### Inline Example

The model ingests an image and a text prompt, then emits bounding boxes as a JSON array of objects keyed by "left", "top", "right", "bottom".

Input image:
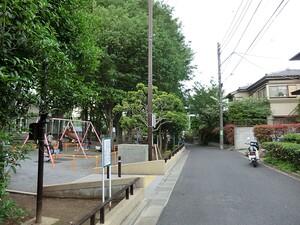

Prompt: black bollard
[
  {"left": 118, "top": 156, "right": 121, "bottom": 177},
  {"left": 107, "top": 166, "right": 110, "bottom": 179}
]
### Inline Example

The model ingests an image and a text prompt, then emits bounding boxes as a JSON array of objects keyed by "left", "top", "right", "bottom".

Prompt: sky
[{"left": 164, "top": 0, "right": 300, "bottom": 94}]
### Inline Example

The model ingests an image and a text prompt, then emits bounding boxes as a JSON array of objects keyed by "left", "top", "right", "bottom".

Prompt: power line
[
  {"left": 231, "top": 0, "right": 263, "bottom": 54},
  {"left": 248, "top": 0, "right": 290, "bottom": 52},
  {"left": 221, "top": 0, "right": 253, "bottom": 52},
  {"left": 220, "top": 0, "right": 245, "bottom": 45},
  {"left": 221, "top": 0, "right": 262, "bottom": 71},
  {"left": 228, "top": 0, "right": 289, "bottom": 76}
]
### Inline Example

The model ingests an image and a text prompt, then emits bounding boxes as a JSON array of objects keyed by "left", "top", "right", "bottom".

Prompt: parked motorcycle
[{"left": 247, "top": 141, "right": 260, "bottom": 167}]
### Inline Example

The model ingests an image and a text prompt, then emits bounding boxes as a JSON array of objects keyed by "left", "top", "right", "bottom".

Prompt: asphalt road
[{"left": 157, "top": 144, "right": 300, "bottom": 225}]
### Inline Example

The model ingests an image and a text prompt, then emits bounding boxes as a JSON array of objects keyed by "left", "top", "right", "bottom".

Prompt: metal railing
[
  {"left": 164, "top": 144, "right": 184, "bottom": 163},
  {"left": 73, "top": 177, "right": 140, "bottom": 225}
]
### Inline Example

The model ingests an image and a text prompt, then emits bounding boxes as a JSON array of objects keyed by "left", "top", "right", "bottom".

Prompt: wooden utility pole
[
  {"left": 217, "top": 43, "right": 224, "bottom": 150},
  {"left": 147, "top": 0, "right": 153, "bottom": 161}
]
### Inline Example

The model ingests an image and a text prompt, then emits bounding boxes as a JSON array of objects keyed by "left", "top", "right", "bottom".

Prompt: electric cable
[
  {"left": 220, "top": 0, "right": 245, "bottom": 46},
  {"left": 228, "top": 0, "right": 288, "bottom": 76},
  {"left": 221, "top": 0, "right": 262, "bottom": 75},
  {"left": 221, "top": 0, "right": 253, "bottom": 52},
  {"left": 248, "top": 0, "right": 289, "bottom": 52}
]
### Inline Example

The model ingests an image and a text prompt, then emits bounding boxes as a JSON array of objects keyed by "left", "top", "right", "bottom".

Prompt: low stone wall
[
  {"left": 43, "top": 177, "right": 145, "bottom": 199},
  {"left": 94, "top": 145, "right": 186, "bottom": 175}
]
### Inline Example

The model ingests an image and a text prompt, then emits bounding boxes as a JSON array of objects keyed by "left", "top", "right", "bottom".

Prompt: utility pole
[
  {"left": 217, "top": 43, "right": 224, "bottom": 150},
  {"left": 147, "top": 0, "right": 153, "bottom": 161}
]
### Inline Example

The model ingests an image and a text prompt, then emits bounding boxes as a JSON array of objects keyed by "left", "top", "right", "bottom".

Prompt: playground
[
  {"left": 22, "top": 118, "right": 119, "bottom": 170},
  {"left": 7, "top": 146, "right": 118, "bottom": 225}
]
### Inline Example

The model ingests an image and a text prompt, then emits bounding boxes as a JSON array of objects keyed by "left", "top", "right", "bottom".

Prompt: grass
[{"left": 264, "top": 157, "right": 300, "bottom": 175}]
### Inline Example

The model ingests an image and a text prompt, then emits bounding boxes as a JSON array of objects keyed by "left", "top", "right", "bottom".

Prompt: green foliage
[
  {"left": 0, "top": 131, "right": 31, "bottom": 224},
  {"left": 261, "top": 142, "right": 300, "bottom": 170},
  {"left": 264, "top": 157, "right": 300, "bottom": 174},
  {"left": 227, "top": 97, "right": 271, "bottom": 126},
  {"left": 0, "top": 194, "right": 27, "bottom": 224},
  {"left": 114, "top": 83, "right": 188, "bottom": 136},
  {"left": 283, "top": 133, "right": 300, "bottom": 144},
  {"left": 253, "top": 125, "right": 274, "bottom": 143},
  {"left": 188, "top": 81, "right": 222, "bottom": 144}
]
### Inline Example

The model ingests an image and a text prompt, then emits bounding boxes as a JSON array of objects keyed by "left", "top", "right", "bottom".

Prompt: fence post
[
  {"left": 130, "top": 184, "right": 134, "bottom": 195},
  {"left": 126, "top": 187, "right": 129, "bottom": 199},
  {"left": 118, "top": 156, "right": 121, "bottom": 177},
  {"left": 107, "top": 166, "right": 110, "bottom": 179},
  {"left": 100, "top": 208, "right": 105, "bottom": 224}
]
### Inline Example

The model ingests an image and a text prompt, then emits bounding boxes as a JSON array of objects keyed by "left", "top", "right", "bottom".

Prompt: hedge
[
  {"left": 283, "top": 133, "right": 300, "bottom": 144},
  {"left": 253, "top": 123, "right": 300, "bottom": 143},
  {"left": 261, "top": 142, "right": 300, "bottom": 170}
]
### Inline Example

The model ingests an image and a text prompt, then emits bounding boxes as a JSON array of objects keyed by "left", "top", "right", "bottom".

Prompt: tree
[
  {"left": 0, "top": 1, "right": 101, "bottom": 222},
  {"left": 188, "top": 81, "right": 221, "bottom": 145},
  {"left": 114, "top": 83, "right": 188, "bottom": 150},
  {"left": 87, "top": 0, "right": 194, "bottom": 142},
  {"left": 227, "top": 97, "right": 271, "bottom": 126}
]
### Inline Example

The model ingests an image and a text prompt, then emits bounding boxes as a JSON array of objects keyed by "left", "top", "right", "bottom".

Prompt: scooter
[{"left": 247, "top": 141, "right": 260, "bottom": 167}]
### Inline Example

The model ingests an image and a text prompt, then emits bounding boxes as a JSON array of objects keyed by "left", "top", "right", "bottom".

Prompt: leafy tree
[
  {"left": 89, "top": 0, "right": 194, "bottom": 141},
  {"left": 227, "top": 97, "right": 271, "bottom": 126},
  {"left": 188, "top": 81, "right": 221, "bottom": 145},
  {"left": 0, "top": 1, "right": 101, "bottom": 222},
  {"left": 114, "top": 83, "right": 188, "bottom": 149}
]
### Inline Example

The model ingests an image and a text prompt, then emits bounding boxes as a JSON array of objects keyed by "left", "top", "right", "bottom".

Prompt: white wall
[{"left": 234, "top": 127, "right": 256, "bottom": 150}]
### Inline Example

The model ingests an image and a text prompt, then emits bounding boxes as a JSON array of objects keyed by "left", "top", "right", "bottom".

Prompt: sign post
[{"left": 102, "top": 138, "right": 111, "bottom": 204}]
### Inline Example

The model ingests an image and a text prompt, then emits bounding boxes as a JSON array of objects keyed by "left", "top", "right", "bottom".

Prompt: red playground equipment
[{"left": 23, "top": 118, "right": 102, "bottom": 158}]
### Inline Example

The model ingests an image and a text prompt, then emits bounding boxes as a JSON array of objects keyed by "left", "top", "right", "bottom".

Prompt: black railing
[
  {"left": 73, "top": 177, "right": 140, "bottom": 225},
  {"left": 164, "top": 144, "right": 184, "bottom": 163}
]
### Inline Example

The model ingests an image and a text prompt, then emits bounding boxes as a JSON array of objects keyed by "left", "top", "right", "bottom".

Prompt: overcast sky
[{"left": 164, "top": 0, "right": 300, "bottom": 94}]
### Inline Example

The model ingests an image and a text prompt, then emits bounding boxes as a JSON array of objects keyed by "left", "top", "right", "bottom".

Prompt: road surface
[{"left": 157, "top": 144, "right": 300, "bottom": 225}]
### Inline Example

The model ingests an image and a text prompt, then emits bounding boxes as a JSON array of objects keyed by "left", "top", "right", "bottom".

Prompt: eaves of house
[
  {"left": 241, "top": 69, "right": 300, "bottom": 93},
  {"left": 290, "top": 52, "right": 300, "bottom": 61}
]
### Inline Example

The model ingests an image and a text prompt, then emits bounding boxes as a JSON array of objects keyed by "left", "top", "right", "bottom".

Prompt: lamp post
[{"left": 147, "top": 0, "right": 153, "bottom": 161}]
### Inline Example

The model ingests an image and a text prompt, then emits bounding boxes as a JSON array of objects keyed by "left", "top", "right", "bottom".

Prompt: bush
[
  {"left": 224, "top": 124, "right": 235, "bottom": 146},
  {"left": 0, "top": 132, "right": 31, "bottom": 224},
  {"left": 261, "top": 142, "right": 300, "bottom": 170},
  {"left": 211, "top": 125, "right": 235, "bottom": 146},
  {"left": 253, "top": 125, "right": 274, "bottom": 143},
  {"left": 283, "top": 133, "right": 300, "bottom": 144}
]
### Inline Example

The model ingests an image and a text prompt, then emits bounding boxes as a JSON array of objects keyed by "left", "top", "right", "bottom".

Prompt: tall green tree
[
  {"left": 91, "top": 0, "right": 194, "bottom": 140},
  {"left": 189, "top": 81, "right": 221, "bottom": 144}
]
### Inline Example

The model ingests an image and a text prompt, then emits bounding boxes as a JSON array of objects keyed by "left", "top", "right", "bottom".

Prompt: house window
[
  {"left": 269, "top": 86, "right": 288, "bottom": 97},
  {"left": 258, "top": 88, "right": 266, "bottom": 98}
]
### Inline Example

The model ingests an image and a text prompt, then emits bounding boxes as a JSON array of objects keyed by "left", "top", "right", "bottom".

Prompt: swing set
[{"left": 23, "top": 118, "right": 102, "bottom": 164}]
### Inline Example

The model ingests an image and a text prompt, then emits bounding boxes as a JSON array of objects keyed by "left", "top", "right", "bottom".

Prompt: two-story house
[{"left": 227, "top": 69, "right": 300, "bottom": 124}]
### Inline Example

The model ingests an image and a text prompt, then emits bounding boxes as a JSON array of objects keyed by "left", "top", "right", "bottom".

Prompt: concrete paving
[
  {"left": 8, "top": 148, "right": 112, "bottom": 192},
  {"left": 8, "top": 145, "right": 189, "bottom": 225},
  {"left": 120, "top": 148, "right": 189, "bottom": 225}
]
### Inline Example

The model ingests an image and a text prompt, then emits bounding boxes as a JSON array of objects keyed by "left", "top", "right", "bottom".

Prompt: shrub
[
  {"left": 261, "top": 142, "right": 300, "bottom": 170},
  {"left": 283, "top": 133, "right": 300, "bottom": 144},
  {"left": 211, "top": 125, "right": 235, "bottom": 146},
  {"left": 253, "top": 125, "right": 274, "bottom": 143},
  {"left": 224, "top": 124, "right": 235, "bottom": 146}
]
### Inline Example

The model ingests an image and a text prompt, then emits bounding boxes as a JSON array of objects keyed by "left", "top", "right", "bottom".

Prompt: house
[{"left": 227, "top": 69, "right": 300, "bottom": 124}]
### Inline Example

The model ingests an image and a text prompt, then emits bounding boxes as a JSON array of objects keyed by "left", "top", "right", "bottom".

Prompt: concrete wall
[
  {"left": 118, "top": 144, "right": 148, "bottom": 164},
  {"left": 94, "top": 146, "right": 186, "bottom": 175},
  {"left": 43, "top": 177, "right": 146, "bottom": 199},
  {"left": 234, "top": 127, "right": 256, "bottom": 150}
]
